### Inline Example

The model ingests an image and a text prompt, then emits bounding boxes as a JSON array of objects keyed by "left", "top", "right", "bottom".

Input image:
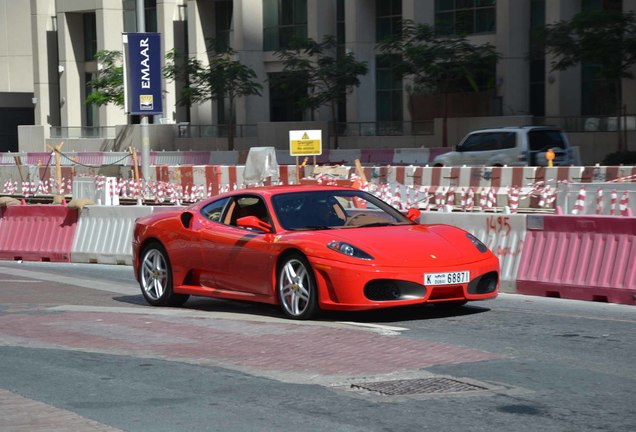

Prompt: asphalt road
[{"left": 0, "top": 261, "right": 634, "bottom": 432}]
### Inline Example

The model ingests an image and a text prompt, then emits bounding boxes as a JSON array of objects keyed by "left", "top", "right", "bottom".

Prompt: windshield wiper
[
  {"left": 290, "top": 225, "right": 333, "bottom": 231},
  {"left": 358, "top": 222, "right": 397, "bottom": 228}
]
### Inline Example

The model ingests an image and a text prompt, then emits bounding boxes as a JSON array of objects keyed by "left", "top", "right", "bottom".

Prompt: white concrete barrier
[
  {"left": 71, "top": 205, "right": 154, "bottom": 265},
  {"left": 420, "top": 212, "right": 527, "bottom": 293},
  {"left": 557, "top": 182, "right": 635, "bottom": 216}
]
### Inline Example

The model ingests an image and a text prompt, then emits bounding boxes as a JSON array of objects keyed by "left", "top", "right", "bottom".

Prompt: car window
[
  {"left": 201, "top": 197, "right": 230, "bottom": 223},
  {"left": 226, "top": 195, "right": 270, "bottom": 228},
  {"left": 459, "top": 134, "right": 483, "bottom": 151},
  {"left": 495, "top": 132, "right": 516, "bottom": 149},
  {"left": 272, "top": 190, "right": 410, "bottom": 230},
  {"left": 528, "top": 130, "right": 566, "bottom": 151},
  {"left": 479, "top": 133, "right": 500, "bottom": 151},
  {"left": 460, "top": 132, "right": 516, "bottom": 152}
]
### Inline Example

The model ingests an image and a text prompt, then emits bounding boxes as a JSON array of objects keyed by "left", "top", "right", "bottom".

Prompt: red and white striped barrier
[{"left": 571, "top": 187, "right": 587, "bottom": 215}]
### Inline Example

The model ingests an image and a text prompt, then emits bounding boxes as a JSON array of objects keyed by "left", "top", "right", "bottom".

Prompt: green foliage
[
  {"left": 543, "top": 9, "right": 636, "bottom": 153},
  {"left": 164, "top": 43, "right": 262, "bottom": 107},
  {"left": 377, "top": 20, "right": 500, "bottom": 95},
  {"left": 602, "top": 151, "right": 636, "bottom": 166},
  {"left": 543, "top": 10, "right": 636, "bottom": 81},
  {"left": 274, "top": 35, "right": 368, "bottom": 148},
  {"left": 86, "top": 50, "right": 124, "bottom": 107},
  {"left": 164, "top": 41, "right": 262, "bottom": 150},
  {"left": 377, "top": 20, "right": 499, "bottom": 146}
]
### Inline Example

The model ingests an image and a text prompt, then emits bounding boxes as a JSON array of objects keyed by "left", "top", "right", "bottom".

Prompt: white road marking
[
  {"left": 0, "top": 265, "right": 137, "bottom": 295},
  {"left": 337, "top": 321, "right": 408, "bottom": 335},
  {"left": 0, "top": 279, "right": 42, "bottom": 283}
]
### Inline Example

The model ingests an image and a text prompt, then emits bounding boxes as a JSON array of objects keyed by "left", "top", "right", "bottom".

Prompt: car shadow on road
[
  {"left": 112, "top": 294, "right": 491, "bottom": 323},
  {"left": 319, "top": 304, "right": 492, "bottom": 324}
]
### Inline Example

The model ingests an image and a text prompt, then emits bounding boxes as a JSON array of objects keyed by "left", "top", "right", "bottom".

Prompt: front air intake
[
  {"left": 467, "top": 271, "right": 498, "bottom": 294},
  {"left": 364, "top": 280, "right": 426, "bottom": 301}
]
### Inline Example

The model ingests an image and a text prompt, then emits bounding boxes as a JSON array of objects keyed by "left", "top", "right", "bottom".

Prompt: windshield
[
  {"left": 271, "top": 190, "right": 412, "bottom": 231},
  {"left": 528, "top": 130, "right": 566, "bottom": 151}
]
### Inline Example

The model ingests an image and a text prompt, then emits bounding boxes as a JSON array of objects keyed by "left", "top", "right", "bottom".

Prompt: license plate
[{"left": 424, "top": 271, "right": 470, "bottom": 286}]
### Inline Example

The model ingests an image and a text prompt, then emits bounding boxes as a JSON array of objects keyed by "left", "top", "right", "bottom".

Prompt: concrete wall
[
  {"left": 0, "top": 0, "right": 33, "bottom": 93},
  {"left": 19, "top": 115, "right": 632, "bottom": 167}
]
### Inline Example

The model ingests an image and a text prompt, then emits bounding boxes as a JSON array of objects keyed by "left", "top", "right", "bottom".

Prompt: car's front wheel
[
  {"left": 277, "top": 254, "right": 319, "bottom": 320},
  {"left": 139, "top": 242, "right": 189, "bottom": 307}
]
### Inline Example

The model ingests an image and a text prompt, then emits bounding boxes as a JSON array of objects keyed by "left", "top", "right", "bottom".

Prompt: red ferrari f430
[{"left": 133, "top": 185, "right": 499, "bottom": 319}]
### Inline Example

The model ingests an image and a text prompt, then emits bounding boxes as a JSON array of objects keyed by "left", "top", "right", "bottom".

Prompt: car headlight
[
  {"left": 466, "top": 233, "right": 488, "bottom": 253},
  {"left": 327, "top": 241, "right": 374, "bottom": 260}
]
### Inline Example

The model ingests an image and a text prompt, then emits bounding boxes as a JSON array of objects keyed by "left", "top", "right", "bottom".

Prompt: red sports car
[{"left": 133, "top": 185, "right": 499, "bottom": 319}]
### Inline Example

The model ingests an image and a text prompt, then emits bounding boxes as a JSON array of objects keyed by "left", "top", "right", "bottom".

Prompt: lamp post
[{"left": 137, "top": 0, "right": 150, "bottom": 180}]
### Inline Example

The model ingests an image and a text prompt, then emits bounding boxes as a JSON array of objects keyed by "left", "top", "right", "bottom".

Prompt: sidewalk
[{"left": 0, "top": 389, "right": 122, "bottom": 432}]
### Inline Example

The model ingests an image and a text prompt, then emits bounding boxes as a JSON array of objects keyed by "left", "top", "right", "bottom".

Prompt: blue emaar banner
[{"left": 123, "top": 33, "right": 163, "bottom": 115}]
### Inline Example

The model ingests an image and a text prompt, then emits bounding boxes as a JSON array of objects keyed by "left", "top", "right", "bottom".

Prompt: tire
[
  {"left": 139, "top": 242, "right": 189, "bottom": 307},
  {"left": 277, "top": 253, "right": 319, "bottom": 320}
]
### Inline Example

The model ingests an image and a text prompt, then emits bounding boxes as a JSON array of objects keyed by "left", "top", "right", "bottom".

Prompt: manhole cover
[{"left": 350, "top": 377, "right": 488, "bottom": 396}]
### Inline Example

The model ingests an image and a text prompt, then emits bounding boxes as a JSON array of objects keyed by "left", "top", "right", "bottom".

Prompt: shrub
[{"left": 602, "top": 151, "right": 636, "bottom": 166}]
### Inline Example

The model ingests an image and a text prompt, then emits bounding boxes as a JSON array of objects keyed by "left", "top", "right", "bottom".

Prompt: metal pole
[{"left": 136, "top": 0, "right": 150, "bottom": 179}]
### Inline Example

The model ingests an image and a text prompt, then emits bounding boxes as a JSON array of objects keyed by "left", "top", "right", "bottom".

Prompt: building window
[
  {"left": 376, "top": 54, "right": 403, "bottom": 124},
  {"left": 529, "top": 0, "right": 545, "bottom": 116},
  {"left": 336, "top": 0, "right": 346, "bottom": 123},
  {"left": 269, "top": 72, "right": 306, "bottom": 121},
  {"left": 582, "top": 64, "right": 617, "bottom": 115},
  {"left": 145, "top": 0, "right": 157, "bottom": 32},
  {"left": 376, "top": 0, "right": 401, "bottom": 42},
  {"left": 122, "top": 0, "right": 157, "bottom": 32},
  {"left": 215, "top": 1, "right": 233, "bottom": 50},
  {"left": 581, "top": 0, "right": 622, "bottom": 11},
  {"left": 83, "top": 13, "right": 97, "bottom": 61},
  {"left": 435, "top": 0, "right": 496, "bottom": 36},
  {"left": 337, "top": 0, "right": 345, "bottom": 46},
  {"left": 123, "top": 0, "right": 136, "bottom": 32},
  {"left": 263, "top": 0, "right": 307, "bottom": 51},
  {"left": 580, "top": 0, "right": 621, "bottom": 115},
  {"left": 85, "top": 73, "right": 99, "bottom": 127}
]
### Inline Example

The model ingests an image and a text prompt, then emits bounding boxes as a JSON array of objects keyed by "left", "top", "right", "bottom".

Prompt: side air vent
[{"left": 180, "top": 212, "right": 194, "bottom": 229}]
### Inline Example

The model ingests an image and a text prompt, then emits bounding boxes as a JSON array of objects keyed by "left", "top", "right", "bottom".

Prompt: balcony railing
[
  {"left": 179, "top": 124, "right": 258, "bottom": 138},
  {"left": 535, "top": 115, "right": 636, "bottom": 132},
  {"left": 333, "top": 121, "right": 435, "bottom": 137},
  {"left": 50, "top": 126, "right": 117, "bottom": 139},
  {"left": 48, "top": 116, "right": 634, "bottom": 141}
]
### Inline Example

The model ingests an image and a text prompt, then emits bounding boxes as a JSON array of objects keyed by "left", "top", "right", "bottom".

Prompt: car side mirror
[
  {"left": 405, "top": 208, "right": 421, "bottom": 222},
  {"left": 237, "top": 216, "right": 273, "bottom": 233}
]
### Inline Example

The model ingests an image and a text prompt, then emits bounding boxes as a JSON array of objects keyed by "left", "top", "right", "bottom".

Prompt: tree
[
  {"left": 164, "top": 42, "right": 263, "bottom": 151},
  {"left": 275, "top": 35, "right": 369, "bottom": 149},
  {"left": 378, "top": 20, "right": 500, "bottom": 147},
  {"left": 86, "top": 50, "right": 124, "bottom": 107},
  {"left": 543, "top": 9, "right": 636, "bottom": 153}
]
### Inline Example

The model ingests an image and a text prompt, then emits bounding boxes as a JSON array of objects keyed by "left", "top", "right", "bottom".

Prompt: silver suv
[{"left": 432, "top": 126, "right": 574, "bottom": 167}]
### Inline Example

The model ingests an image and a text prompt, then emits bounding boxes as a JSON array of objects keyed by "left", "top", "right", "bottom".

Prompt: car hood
[
  {"left": 303, "top": 224, "right": 490, "bottom": 266},
  {"left": 433, "top": 151, "right": 460, "bottom": 163}
]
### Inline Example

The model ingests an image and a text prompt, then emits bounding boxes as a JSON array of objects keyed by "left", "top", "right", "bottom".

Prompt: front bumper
[{"left": 308, "top": 255, "right": 499, "bottom": 311}]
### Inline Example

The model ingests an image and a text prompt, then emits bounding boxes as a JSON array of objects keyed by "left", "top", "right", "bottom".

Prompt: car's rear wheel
[
  {"left": 139, "top": 242, "right": 189, "bottom": 307},
  {"left": 277, "top": 254, "right": 319, "bottom": 320}
]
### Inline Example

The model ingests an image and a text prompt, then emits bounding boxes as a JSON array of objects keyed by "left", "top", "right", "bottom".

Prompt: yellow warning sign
[{"left": 289, "top": 130, "right": 322, "bottom": 156}]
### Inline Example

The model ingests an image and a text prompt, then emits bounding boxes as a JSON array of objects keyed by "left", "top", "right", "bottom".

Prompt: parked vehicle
[{"left": 433, "top": 126, "right": 574, "bottom": 166}]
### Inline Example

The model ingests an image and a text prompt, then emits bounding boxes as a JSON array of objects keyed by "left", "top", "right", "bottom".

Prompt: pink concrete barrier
[
  {"left": 516, "top": 215, "right": 636, "bottom": 305},
  {"left": 0, "top": 205, "right": 78, "bottom": 262}
]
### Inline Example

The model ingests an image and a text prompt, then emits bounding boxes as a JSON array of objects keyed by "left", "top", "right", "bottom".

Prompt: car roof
[
  {"left": 218, "top": 184, "right": 357, "bottom": 198},
  {"left": 468, "top": 126, "right": 563, "bottom": 133}
]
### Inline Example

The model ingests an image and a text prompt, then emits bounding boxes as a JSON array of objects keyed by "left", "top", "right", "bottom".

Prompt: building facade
[{"left": 2, "top": 0, "right": 635, "bottom": 154}]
